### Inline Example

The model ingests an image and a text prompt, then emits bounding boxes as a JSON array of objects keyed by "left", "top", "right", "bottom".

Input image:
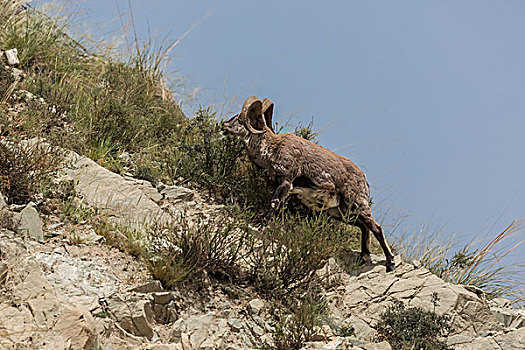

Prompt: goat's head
[{"left": 222, "top": 96, "right": 274, "bottom": 137}]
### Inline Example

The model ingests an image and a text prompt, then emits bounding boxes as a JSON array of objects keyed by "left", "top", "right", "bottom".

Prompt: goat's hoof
[
  {"left": 358, "top": 255, "right": 371, "bottom": 266},
  {"left": 385, "top": 262, "right": 396, "bottom": 272}
]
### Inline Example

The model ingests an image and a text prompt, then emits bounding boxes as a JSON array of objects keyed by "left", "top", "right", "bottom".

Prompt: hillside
[{"left": 1, "top": 3, "right": 524, "bottom": 350}]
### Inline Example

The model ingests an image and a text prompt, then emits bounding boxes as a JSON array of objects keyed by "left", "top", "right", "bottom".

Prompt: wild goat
[{"left": 222, "top": 96, "right": 395, "bottom": 272}]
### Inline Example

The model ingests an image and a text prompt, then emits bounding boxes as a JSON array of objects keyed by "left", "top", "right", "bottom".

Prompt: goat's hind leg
[
  {"left": 356, "top": 220, "right": 372, "bottom": 266},
  {"left": 360, "top": 214, "right": 395, "bottom": 272}
]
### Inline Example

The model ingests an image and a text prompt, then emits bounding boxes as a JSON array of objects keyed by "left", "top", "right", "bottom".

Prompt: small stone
[
  {"left": 118, "top": 151, "right": 131, "bottom": 162},
  {"left": 153, "top": 292, "right": 174, "bottom": 305},
  {"left": 131, "top": 280, "right": 164, "bottom": 293},
  {"left": 228, "top": 318, "right": 243, "bottom": 332},
  {"left": 169, "top": 318, "right": 186, "bottom": 342},
  {"left": 247, "top": 298, "right": 265, "bottom": 316},
  {"left": 491, "top": 307, "right": 517, "bottom": 327},
  {"left": 4, "top": 48, "right": 20, "bottom": 66},
  {"left": 17, "top": 202, "right": 44, "bottom": 242},
  {"left": 322, "top": 324, "right": 334, "bottom": 339},
  {"left": 250, "top": 323, "right": 265, "bottom": 337},
  {"left": 11, "top": 67, "right": 24, "bottom": 81},
  {"left": 311, "top": 326, "right": 327, "bottom": 341},
  {"left": 160, "top": 185, "right": 195, "bottom": 202}
]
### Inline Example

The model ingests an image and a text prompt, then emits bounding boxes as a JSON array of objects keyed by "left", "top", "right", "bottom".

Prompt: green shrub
[
  {"left": 271, "top": 288, "right": 327, "bottom": 350},
  {"left": 246, "top": 211, "right": 359, "bottom": 296},
  {"left": 145, "top": 209, "right": 252, "bottom": 288},
  {"left": 376, "top": 299, "right": 451, "bottom": 350},
  {"left": 0, "top": 139, "right": 63, "bottom": 204},
  {"left": 159, "top": 107, "right": 274, "bottom": 210}
]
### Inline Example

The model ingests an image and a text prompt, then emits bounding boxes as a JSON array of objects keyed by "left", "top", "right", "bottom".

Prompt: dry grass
[{"left": 391, "top": 217, "right": 525, "bottom": 303}]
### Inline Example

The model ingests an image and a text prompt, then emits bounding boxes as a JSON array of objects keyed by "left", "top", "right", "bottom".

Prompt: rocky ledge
[{"left": 0, "top": 141, "right": 524, "bottom": 349}]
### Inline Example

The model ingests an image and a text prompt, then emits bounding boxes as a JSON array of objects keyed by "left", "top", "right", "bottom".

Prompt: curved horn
[
  {"left": 261, "top": 98, "right": 275, "bottom": 133},
  {"left": 240, "top": 96, "right": 266, "bottom": 134}
]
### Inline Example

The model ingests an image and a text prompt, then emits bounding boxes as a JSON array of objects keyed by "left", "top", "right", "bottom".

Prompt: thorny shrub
[
  {"left": 246, "top": 211, "right": 359, "bottom": 297},
  {"left": 376, "top": 297, "right": 451, "bottom": 350},
  {"left": 0, "top": 139, "right": 63, "bottom": 204}
]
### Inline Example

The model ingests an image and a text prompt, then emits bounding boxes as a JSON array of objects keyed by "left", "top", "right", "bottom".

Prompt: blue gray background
[{"left": 55, "top": 1, "right": 524, "bottom": 262}]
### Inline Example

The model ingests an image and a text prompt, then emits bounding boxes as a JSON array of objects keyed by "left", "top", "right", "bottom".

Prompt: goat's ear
[{"left": 261, "top": 98, "right": 274, "bottom": 133}]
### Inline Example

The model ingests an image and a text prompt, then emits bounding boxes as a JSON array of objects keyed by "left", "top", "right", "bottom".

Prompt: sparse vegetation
[
  {"left": 271, "top": 288, "right": 327, "bottom": 350},
  {"left": 0, "top": 139, "right": 63, "bottom": 204},
  {"left": 376, "top": 299, "right": 451, "bottom": 350},
  {"left": 389, "top": 217, "right": 525, "bottom": 302},
  {"left": 247, "top": 211, "right": 359, "bottom": 296}
]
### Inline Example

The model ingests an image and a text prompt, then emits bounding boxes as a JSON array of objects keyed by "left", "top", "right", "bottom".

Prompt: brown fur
[{"left": 223, "top": 96, "right": 395, "bottom": 272}]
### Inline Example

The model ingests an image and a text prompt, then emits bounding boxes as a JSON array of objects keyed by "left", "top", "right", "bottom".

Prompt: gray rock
[
  {"left": 160, "top": 185, "right": 195, "bottom": 202},
  {"left": 4, "top": 48, "right": 20, "bottom": 66},
  {"left": 106, "top": 294, "right": 155, "bottom": 340},
  {"left": 349, "top": 315, "right": 376, "bottom": 340},
  {"left": 249, "top": 323, "right": 265, "bottom": 337},
  {"left": 489, "top": 297, "right": 513, "bottom": 309},
  {"left": 63, "top": 151, "right": 170, "bottom": 229},
  {"left": 53, "top": 306, "right": 98, "bottom": 350},
  {"left": 495, "top": 327, "right": 525, "bottom": 349},
  {"left": 153, "top": 292, "right": 174, "bottom": 305},
  {"left": 17, "top": 202, "right": 43, "bottom": 242},
  {"left": 131, "top": 280, "right": 164, "bottom": 293},
  {"left": 491, "top": 307, "right": 518, "bottom": 327},
  {"left": 228, "top": 318, "right": 244, "bottom": 332},
  {"left": 247, "top": 298, "right": 265, "bottom": 316}
]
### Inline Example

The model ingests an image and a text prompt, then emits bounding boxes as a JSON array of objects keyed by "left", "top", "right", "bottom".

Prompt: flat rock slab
[{"left": 63, "top": 152, "right": 170, "bottom": 230}]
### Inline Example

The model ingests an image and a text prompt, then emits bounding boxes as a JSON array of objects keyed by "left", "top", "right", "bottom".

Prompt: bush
[
  {"left": 272, "top": 288, "right": 326, "bottom": 350},
  {"left": 0, "top": 139, "right": 63, "bottom": 204},
  {"left": 246, "top": 211, "right": 359, "bottom": 296},
  {"left": 376, "top": 298, "right": 451, "bottom": 350},
  {"left": 145, "top": 209, "right": 252, "bottom": 288},
  {"left": 159, "top": 108, "right": 274, "bottom": 209}
]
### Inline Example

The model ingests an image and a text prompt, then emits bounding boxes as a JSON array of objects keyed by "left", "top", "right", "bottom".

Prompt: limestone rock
[
  {"left": 4, "top": 48, "right": 20, "bottom": 66},
  {"left": 132, "top": 280, "right": 164, "bottom": 293},
  {"left": 53, "top": 307, "right": 98, "bottom": 350},
  {"left": 247, "top": 298, "right": 265, "bottom": 316},
  {"left": 63, "top": 151, "right": 169, "bottom": 229},
  {"left": 106, "top": 294, "right": 155, "bottom": 340},
  {"left": 17, "top": 202, "right": 44, "bottom": 242},
  {"left": 160, "top": 185, "right": 195, "bottom": 202}
]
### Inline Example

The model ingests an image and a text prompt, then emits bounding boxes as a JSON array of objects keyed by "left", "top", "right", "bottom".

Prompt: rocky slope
[
  {"left": 0, "top": 141, "right": 524, "bottom": 350},
  {"left": 1, "top": 48, "right": 524, "bottom": 350}
]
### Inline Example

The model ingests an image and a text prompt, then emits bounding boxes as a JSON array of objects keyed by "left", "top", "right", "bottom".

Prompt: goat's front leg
[{"left": 265, "top": 178, "right": 293, "bottom": 220}]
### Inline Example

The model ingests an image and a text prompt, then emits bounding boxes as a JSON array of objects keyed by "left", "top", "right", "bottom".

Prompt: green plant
[
  {"left": 246, "top": 211, "right": 359, "bottom": 296},
  {"left": 389, "top": 217, "right": 525, "bottom": 302},
  {"left": 0, "top": 139, "right": 63, "bottom": 204},
  {"left": 145, "top": 209, "right": 251, "bottom": 288},
  {"left": 271, "top": 287, "right": 327, "bottom": 350},
  {"left": 294, "top": 118, "right": 318, "bottom": 142},
  {"left": 376, "top": 300, "right": 451, "bottom": 350}
]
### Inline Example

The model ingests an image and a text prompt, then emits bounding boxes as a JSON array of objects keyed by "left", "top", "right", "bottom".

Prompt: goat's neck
[{"left": 244, "top": 133, "right": 273, "bottom": 169}]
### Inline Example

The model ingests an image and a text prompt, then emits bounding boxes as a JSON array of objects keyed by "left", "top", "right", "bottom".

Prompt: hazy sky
[{"left": 59, "top": 1, "right": 524, "bottom": 260}]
